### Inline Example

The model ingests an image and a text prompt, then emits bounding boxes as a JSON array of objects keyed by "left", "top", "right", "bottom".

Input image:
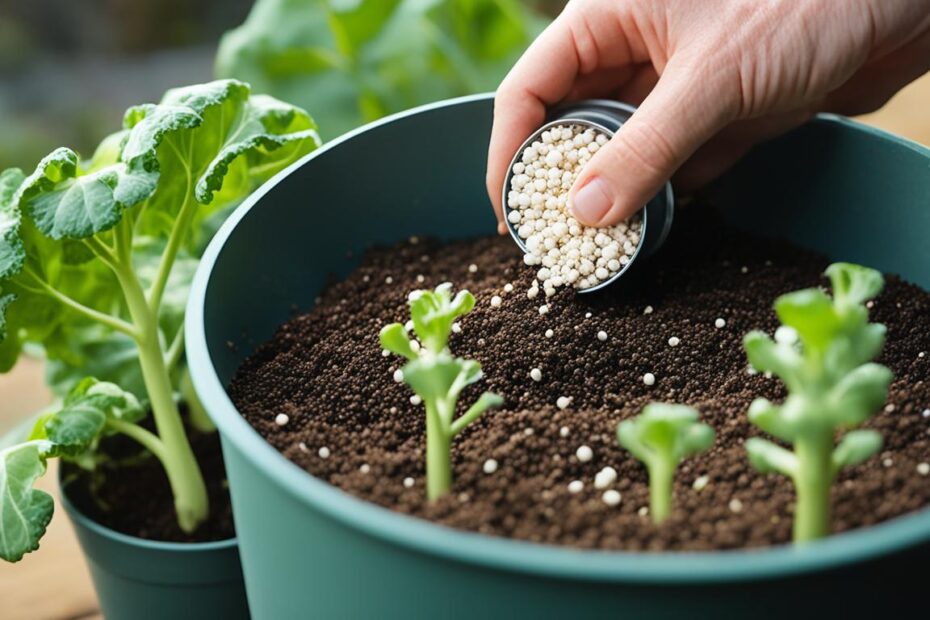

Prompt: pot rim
[
  {"left": 59, "top": 467, "right": 238, "bottom": 554},
  {"left": 186, "top": 92, "right": 930, "bottom": 585}
]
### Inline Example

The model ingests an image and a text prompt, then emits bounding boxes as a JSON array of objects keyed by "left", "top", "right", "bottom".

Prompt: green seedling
[
  {"left": 0, "top": 79, "right": 319, "bottom": 561},
  {"left": 380, "top": 284, "right": 503, "bottom": 500},
  {"left": 744, "top": 262, "right": 891, "bottom": 542},
  {"left": 617, "top": 403, "right": 715, "bottom": 523}
]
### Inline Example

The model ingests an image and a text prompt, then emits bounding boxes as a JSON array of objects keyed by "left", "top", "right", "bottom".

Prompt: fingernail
[{"left": 571, "top": 177, "right": 612, "bottom": 224}]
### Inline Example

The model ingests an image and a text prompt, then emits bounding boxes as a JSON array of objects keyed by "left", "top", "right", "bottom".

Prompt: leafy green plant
[
  {"left": 0, "top": 79, "right": 319, "bottom": 561},
  {"left": 743, "top": 262, "right": 891, "bottom": 542},
  {"left": 215, "top": 0, "right": 549, "bottom": 139},
  {"left": 0, "top": 379, "right": 141, "bottom": 561},
  {"left": 380, "top": 283, "right": 502, "bottom": 500},
  {"left": 617, "top": 403, "right": 715, "bottom": 523}
]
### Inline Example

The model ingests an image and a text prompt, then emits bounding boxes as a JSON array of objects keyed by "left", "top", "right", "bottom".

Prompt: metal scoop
[{"left": 501, "top": 99, "right": 674, "bottom": 293}]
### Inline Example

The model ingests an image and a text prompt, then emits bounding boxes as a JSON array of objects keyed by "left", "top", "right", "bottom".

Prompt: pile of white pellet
[{"left": 506, "top": 124, "right": 643, "bottom": 295}]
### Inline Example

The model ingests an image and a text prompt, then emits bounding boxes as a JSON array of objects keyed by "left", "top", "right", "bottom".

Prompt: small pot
[
  {"left": 187, "top": 94, "right": 930, "bottom": 617},
  {"left": 501, "top": 100, "right": 675, "bottom": 293},
  {"left": 60, "top": 473, "right": 249, "bottom": 620}
]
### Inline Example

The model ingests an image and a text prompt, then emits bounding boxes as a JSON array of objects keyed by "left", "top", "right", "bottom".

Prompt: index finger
[{"left": 485, "top": 17, "right": 582, "bottom": 232}]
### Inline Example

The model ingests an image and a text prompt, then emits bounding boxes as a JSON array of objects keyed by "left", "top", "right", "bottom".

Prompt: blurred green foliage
[{"left": 216, "top": 0, "right": 551, "bottom": 139}]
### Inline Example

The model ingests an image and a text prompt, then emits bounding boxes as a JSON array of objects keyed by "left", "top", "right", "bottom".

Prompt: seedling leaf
[
  {"left": 743, "top": 262, "right": 890, "bottom": 542},
  {"left": 746, "top": 437, "right": 798, "bottom": 477},
  {"left": 826, "top": 263, "right": 883, "bottom": 308},
  {"left": 617, "top": 403, "right": 715, "bottom": 523},
  {"left": 381, "top": 284, "right": 500, "bottom": 500},
  {"left": 832, "top": 430, "right": 882, "bottom": 472},
  {"left": 828, "top": 363, "right": 892, "bottom": 427},
  {"left": 379, "top": 323, "right": 417, "bottom": 360}
]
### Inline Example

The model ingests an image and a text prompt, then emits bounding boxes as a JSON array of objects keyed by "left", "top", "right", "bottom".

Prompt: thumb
[{"left": 569, "top": 60, "right": 736, "bottom": 226}]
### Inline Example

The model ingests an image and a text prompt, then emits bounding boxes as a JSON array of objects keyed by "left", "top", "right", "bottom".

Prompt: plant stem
[
  {"left": 180, "top": 367, "right": 216, "bottom": 433},
  {"left": 147, "top": 193, "right": 197, "bottom": 313},
  {"left": 106, "top": 419, "right": 167, "bottom": 463},
  {"left": 165, "top": 328, "right": 185, "bottom": 372},
  {"left": 648, "top": 459, "right": 674, "bottom": 523},
  {"left": 111, "top": 221, "right": 208, "bottom": 532},
  {"left": 425, "top": 401, "right": 452, "bottom": 501},
  {"left": 21, "top": 268, "right": 137, "bottom": 338},
  {"left": 793, "top": 433, "right": 834, "bottom": 542}
]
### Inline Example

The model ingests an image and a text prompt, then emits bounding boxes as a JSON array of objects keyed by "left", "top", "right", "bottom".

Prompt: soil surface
[
  {"left": 229, "top": 207, "right": 930, "bottom": 551},
  {"left": 64, "top": 415, "right": 235, "bottom": 542}
]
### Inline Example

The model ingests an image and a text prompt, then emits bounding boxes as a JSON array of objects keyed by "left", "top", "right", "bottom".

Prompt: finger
[
  {"left": 486, "top": 18, "right": 582, "bottom": 229},
  {"left": 568, "top": 58, "right": 739, "bottom": 227},
  {"left": 486, "top": 3, "right": 641, "bottom": 229}
]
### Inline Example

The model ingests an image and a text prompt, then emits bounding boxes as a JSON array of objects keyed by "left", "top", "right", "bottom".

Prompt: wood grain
[{"left": 0, "top": 71, "right": 926, "bottom": 620}]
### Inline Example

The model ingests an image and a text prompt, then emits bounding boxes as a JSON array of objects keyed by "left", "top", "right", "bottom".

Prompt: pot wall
[
  {"left": 61, "top": 478, "right": 249, "bottom": 620},
  {"left": 187, "top": 94, "right": 930, "bottom": 618}
]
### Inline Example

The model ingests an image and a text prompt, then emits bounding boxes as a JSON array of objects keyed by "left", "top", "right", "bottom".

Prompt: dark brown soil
[
  {"left": 229, "top": 207, "right": 930, "bottom": 551},
  {"left": 63, "top": 415, "right": 235, "bottom": 542}
]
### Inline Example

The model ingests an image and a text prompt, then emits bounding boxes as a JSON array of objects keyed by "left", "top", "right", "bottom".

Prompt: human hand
[{"left": 486, "top": 0, "right": 930, "bottom": 231}]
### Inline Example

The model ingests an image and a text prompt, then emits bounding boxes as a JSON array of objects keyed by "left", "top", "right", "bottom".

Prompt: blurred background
[{"left": 0, "top": 1, "right": 927, "bottom": 618}]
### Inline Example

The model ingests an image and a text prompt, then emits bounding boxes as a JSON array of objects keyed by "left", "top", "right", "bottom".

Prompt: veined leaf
[
  {"left": 15, "top": 148, "right": 156, "bottom": 240},
  {"left": 0, "top": 168, "right": 26, "bottom": 280},
  {"left": 0, "top": 441, "right": 55, "bottom": 562},
  {"left": 124, "top": 79, "right": 319, "bottom": 248}
]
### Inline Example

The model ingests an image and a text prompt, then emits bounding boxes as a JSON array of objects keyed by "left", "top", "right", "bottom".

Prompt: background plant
[
  {"left": 617, "top": 403, "right": 715, "bottom": 523},
  {"left": 744, "top": 262, "right": 891, "bottom": 542},
  {"left": 215, "top": 0, "right": 549, "bottom": 139},
  {"left": 0, "top": 79, "right": 319, "bottom": 561},
  {"left": 380, "top": 284, "right": 502, "bottom": 500}
]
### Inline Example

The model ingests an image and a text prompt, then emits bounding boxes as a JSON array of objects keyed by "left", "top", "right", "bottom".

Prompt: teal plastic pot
[
  {"left": 60, "top": 475, "right": 248, "bottom": 620},
  {"left": 186, "top": 94, "right": 930, "bottom": 618}
]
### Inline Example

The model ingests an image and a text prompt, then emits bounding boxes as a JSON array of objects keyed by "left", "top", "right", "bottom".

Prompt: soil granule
[
  {"left": 64, "top": 416, "right": 235, "bottom": 543},
  {"left": 228, "top": 207, "right": 930, "bottom": 551}
]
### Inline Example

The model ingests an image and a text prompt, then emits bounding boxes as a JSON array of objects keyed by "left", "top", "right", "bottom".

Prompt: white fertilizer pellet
[
  {"left": 594, "top": 466, "right": 618, "bottom": 489},
  {"left": 507, "top": 124, "right": 643, "bottom": 292},
  {"left": 274, "top": 413, "right": 289, "bottom": 426},
  {"left": 556, "top": 396, "right": 572, "bottom": 409},
  {"left": 643, "top": 372, "right": 656, "bottom": 386},
  {"left": 530, "top": 368, "right": 543, "bottom": 382},
  {"left": 568, "top": 480, "right": 584, "bottom": 494},
  {"left": 483, "top": 459, "right": 499, "bottom": 474},
  {"left": 575, "top": 445, "right": 593, "bottom": 462},
  {"left": 403, "top": 477, "right": 415, "bottom": 488},
  {"left": 602, "top": 490, "right": 622, "bottom": 507},
  {"left": 318, "top": 446, "right": 331, "bottom": 459}
]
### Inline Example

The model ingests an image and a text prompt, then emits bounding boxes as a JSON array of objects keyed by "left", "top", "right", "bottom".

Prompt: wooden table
[{"left": 1, "top": 74, "right": 928, "bottom": 619}]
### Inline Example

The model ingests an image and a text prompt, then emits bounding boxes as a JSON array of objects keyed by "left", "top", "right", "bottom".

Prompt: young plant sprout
[
  {"left": 743, "top": 262, "right": 891, "bottom": 542},
  {"left": 0, "top": 79, "right": 319, "bottom": 561},
  {"left": 617, "top": 403, "right": 715, "bottom": 523},
  {"left": 380, "top": 283, "right": 503, "bottom": 501}
]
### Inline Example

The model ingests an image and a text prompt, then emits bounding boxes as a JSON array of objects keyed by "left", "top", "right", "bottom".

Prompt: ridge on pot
[{"left": 187, "top": 94, "right": 930, "bottom": 618}]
